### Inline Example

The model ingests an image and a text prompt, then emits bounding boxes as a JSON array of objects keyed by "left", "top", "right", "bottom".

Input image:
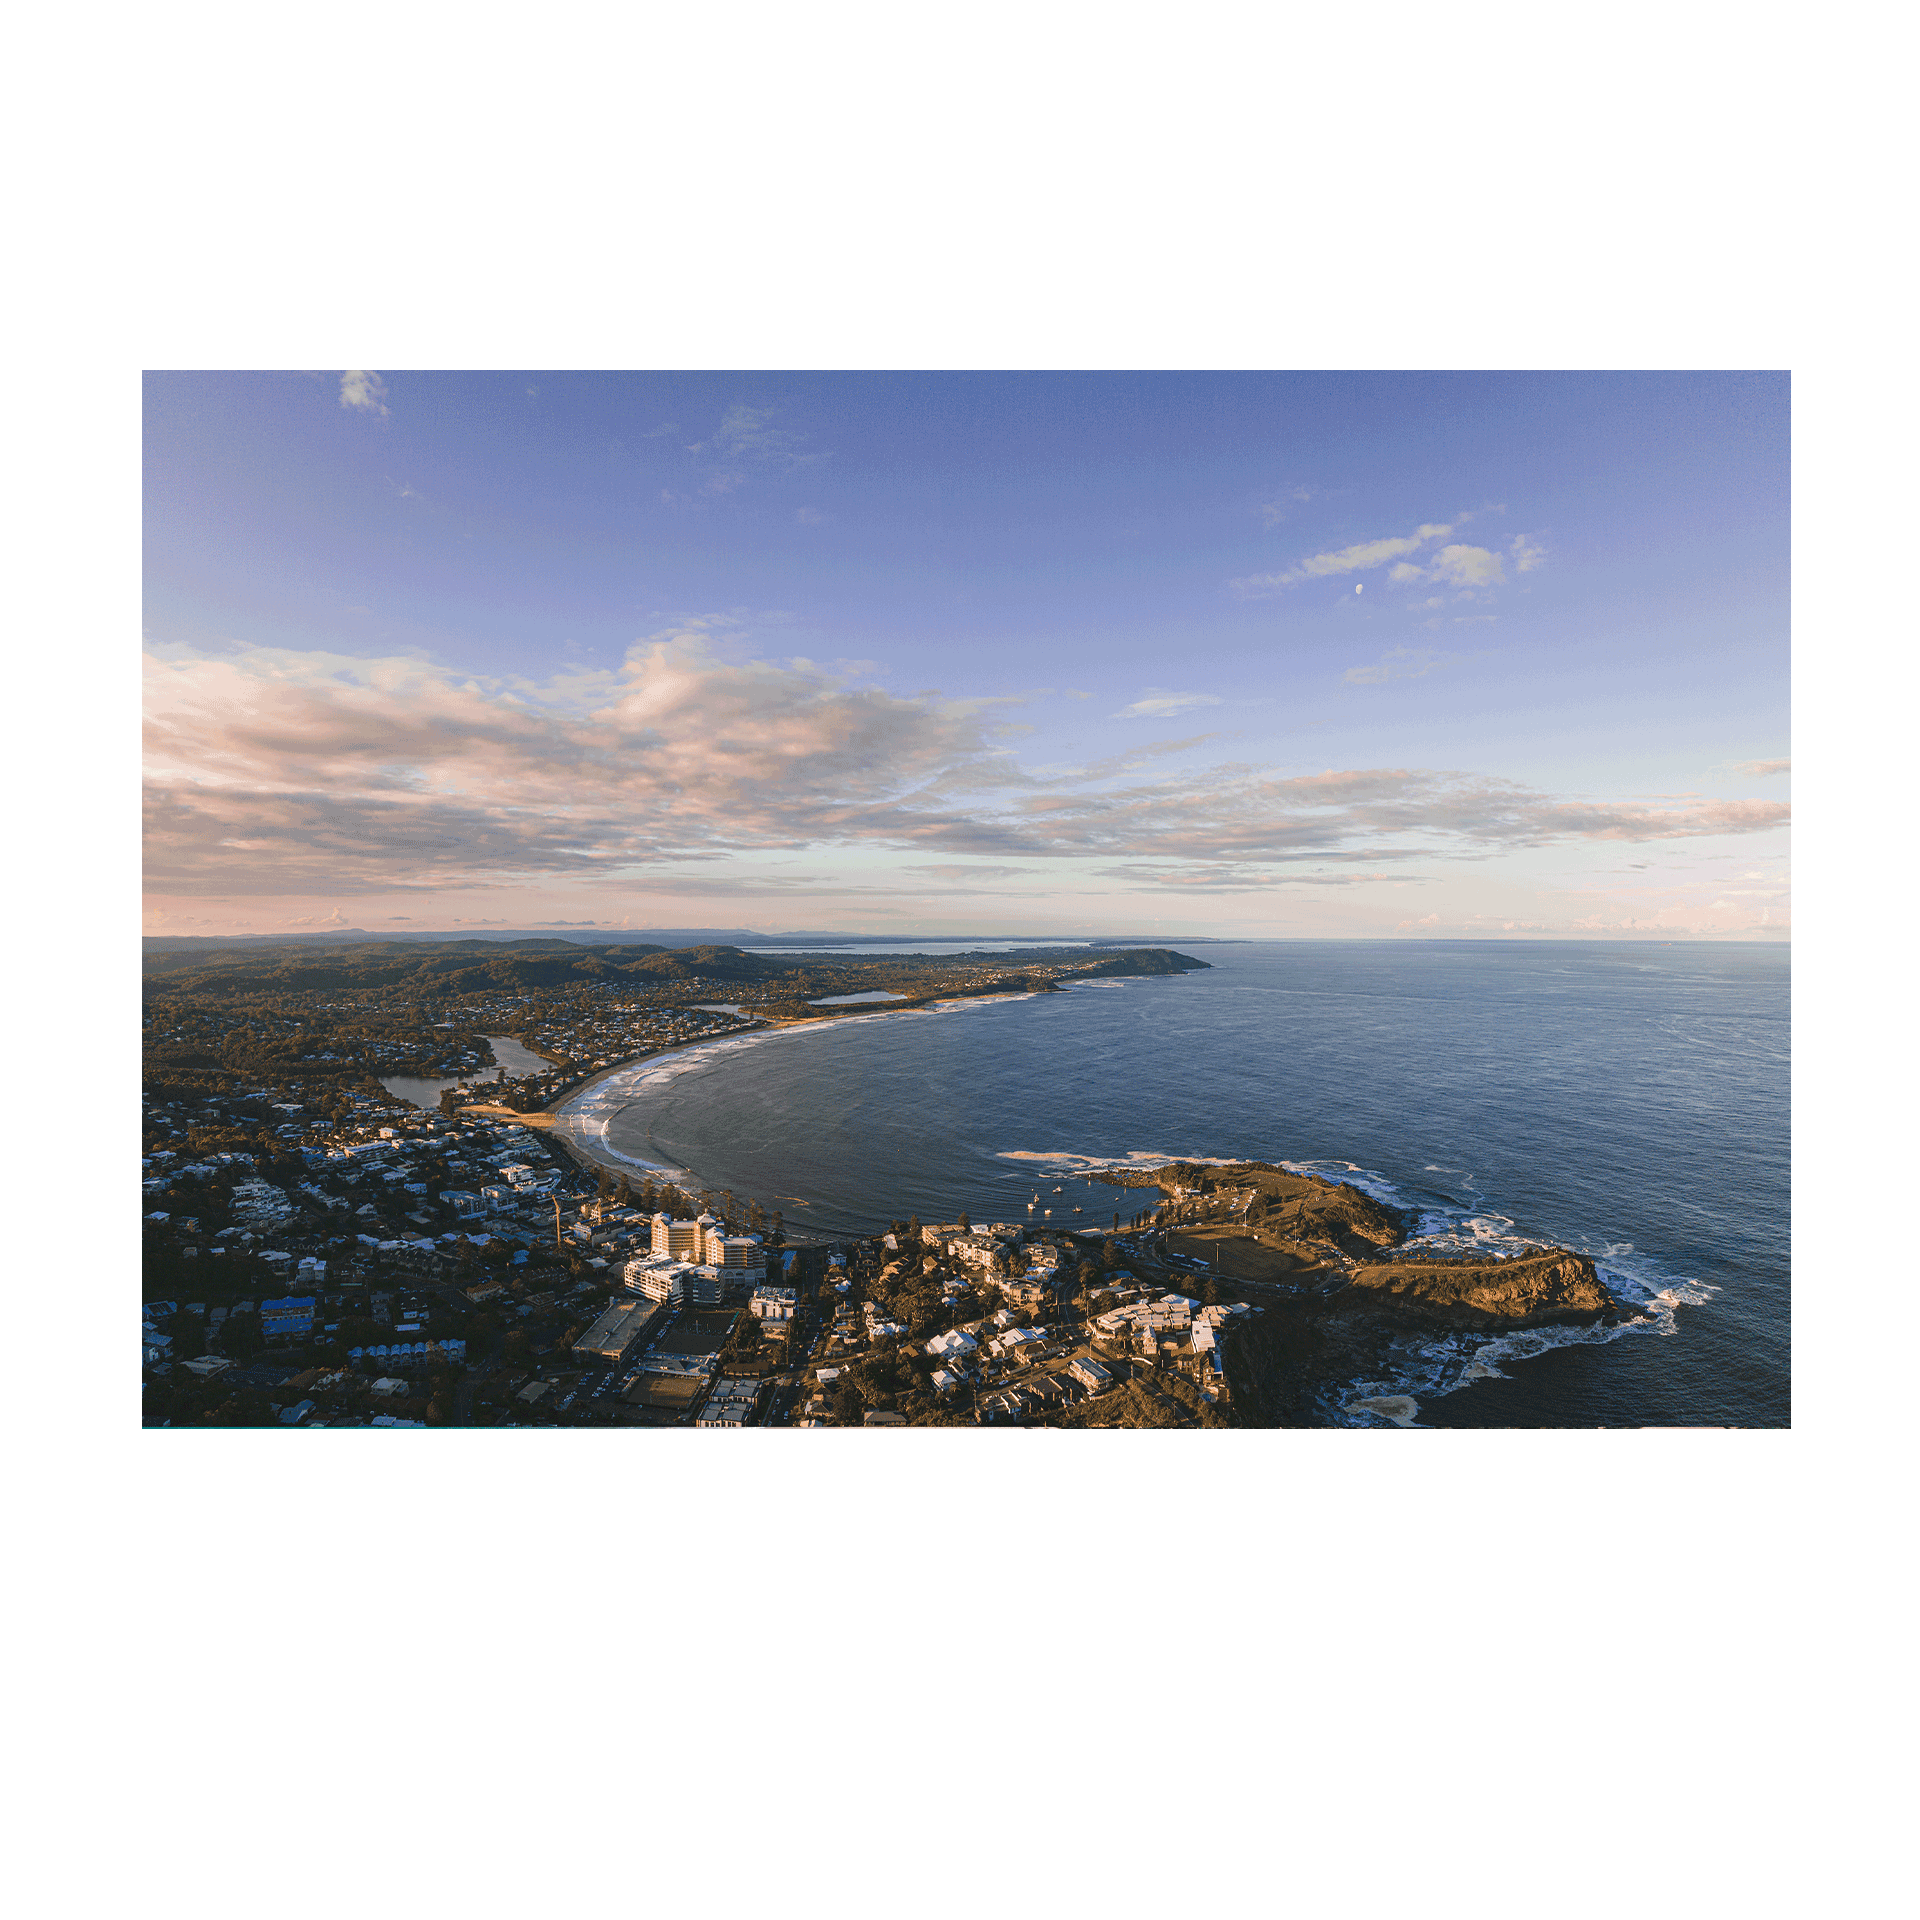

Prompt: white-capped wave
[
  {"left": 1280, "top": 1159, "right": 1412, "bottom": 1210},
  {"left": 1344, "top": 1395, "right": 1421, "bottom": 1427}
]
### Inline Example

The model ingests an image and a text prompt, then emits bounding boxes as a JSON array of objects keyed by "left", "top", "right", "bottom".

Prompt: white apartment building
[
  {"left": 749, "top": 1284, "right": 797, "bottom": 1322},
  {"left": 625, "top": 1254, "right": 698, "bottom": 1303}
]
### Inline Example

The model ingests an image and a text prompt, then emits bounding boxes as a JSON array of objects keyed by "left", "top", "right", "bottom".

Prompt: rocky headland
[{"left": 1092, "top": 1157, "right": 1623, "bottom": 1424}]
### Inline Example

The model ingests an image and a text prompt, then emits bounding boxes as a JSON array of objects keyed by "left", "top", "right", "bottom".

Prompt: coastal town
[
  {"left": 142, "top": 935, "right": 1622, "bottom": 1429},
  {"left": 142, "top": 937, "right": 1279, "bottom": 1428}
]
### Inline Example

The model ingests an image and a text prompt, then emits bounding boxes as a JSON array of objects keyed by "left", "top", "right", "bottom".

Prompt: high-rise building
[{"left": 650, "top": 1213, "right": 705, "bottom": 1259}]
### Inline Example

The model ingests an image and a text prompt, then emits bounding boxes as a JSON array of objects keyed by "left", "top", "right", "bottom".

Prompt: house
[
  {"left": 989, "top": 1326, "right": 1049, "bottom": 1358},
  {"left": 861, "top": 1410, "right": 907, "bottom": 1426},
  {"left": 931, "top": 1368, "right": 964, "bottom": 1394},
  {"left": 926, "top": 1327, "right": 978, "bottom": 1360},
  {"left": 1067, "top": 1356, "right": 1113, "bottom": 1394}
]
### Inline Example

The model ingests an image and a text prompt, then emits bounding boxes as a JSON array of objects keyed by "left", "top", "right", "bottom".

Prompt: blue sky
[{"left": 143, "top": 370, "right": 1789, "bottom": 938}]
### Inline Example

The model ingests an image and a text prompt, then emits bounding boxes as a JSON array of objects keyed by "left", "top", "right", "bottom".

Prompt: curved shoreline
[
  {"left": 510, "top": 979, "right": 1706, "bottom": 1421},
  {"left": 538, "top": 990, "right": 1054, "bottom": 1193}
]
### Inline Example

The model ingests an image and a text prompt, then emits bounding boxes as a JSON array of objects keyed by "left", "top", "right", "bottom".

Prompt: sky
[{"left": 142, "top": 371, "right": 1789, "bottom": 941}]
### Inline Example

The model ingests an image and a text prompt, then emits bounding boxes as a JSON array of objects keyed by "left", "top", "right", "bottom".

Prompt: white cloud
[
  {"left": 1734, "top": 758, "right": 1790, "bottom": 777},
  {"left": 339, "top": 370, "right": 389, "bottom": 415},
  {"left": 1232, "top": 521, "right": 1456, "bottom": 594},
  {"left": 1109, "top": 689, "right": 1226, "bottom": 720},
  {"left": 1428, "top": 544, "right": 1504, "bottom": 589},
  {"left": 1510, "top": 533, "right": 1547, "bottom": 572}
]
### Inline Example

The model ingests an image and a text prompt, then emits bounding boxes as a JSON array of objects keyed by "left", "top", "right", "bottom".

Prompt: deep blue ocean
[{"left": 558, "top": 941, "right": 1789, "bottom": 1427}]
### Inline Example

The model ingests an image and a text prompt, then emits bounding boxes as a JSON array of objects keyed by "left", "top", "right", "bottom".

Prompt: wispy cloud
[
  {"left": 678, "top": 403, "right": 828, "bottom": 499},
  {"left": 142, "top": 638, "right": 1791, "bottom": 902},
  {"left": 1109, "top": 689, "right": 1225, "bottom": 720},
  {"left": 339, "top": 371, "right": 389, "bottom": 415},
  {"left": 1734, "top": 757, "right": 1790, "bottom": 777},
  {"left": 1231, "top": 521, "right": 1456, "bottom": 594},
  {"left": 1258, "top": 485, "right": 1318, "bottom": 526},
  {"left": 1233, "top": 513, "right": 1538, "bottom": 601}
]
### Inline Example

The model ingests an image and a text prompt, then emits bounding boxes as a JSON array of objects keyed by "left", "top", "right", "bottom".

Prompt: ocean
[{"left": 556, "top": 941, "right": 1789, "bottom": 1428}]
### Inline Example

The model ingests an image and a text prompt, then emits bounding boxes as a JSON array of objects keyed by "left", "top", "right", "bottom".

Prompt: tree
[
  {"left": 957, "top": 1211, "right": 971, "bottom": 1233},
  {"left": 222, "top": 1311, "right": 263, "bottom": 1359}
]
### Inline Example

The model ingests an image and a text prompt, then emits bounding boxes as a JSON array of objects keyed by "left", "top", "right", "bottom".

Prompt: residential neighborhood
[{"left": 141, "top": 942, "right": 1255, "bottom": 1429}]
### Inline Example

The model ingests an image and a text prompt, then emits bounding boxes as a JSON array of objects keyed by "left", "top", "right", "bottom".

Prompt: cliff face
[{"left": 1330, "top": 1250, "right": 1614, "bottom": 1331}]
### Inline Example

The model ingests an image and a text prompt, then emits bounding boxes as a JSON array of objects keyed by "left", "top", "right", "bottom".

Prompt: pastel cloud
[
  {"left": 143, "top": 638, "right": 1791, "bottom": 900},
  {"left": 1734, "top": 758, "right": 1790, "bottom": 777}
]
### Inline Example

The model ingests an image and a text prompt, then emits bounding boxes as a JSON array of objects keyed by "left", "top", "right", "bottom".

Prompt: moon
[{"left": 1355, "top": 583, "right": 1364, "bottom": 594}]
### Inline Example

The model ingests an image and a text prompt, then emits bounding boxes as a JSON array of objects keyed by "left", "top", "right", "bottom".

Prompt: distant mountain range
[{"left": 141, "top": 928, "right": 1221, "bottom": 951}]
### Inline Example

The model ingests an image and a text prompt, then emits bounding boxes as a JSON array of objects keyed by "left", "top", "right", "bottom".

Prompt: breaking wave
[{"left": 1314, "top": 1163, "right": 1717, "bottom": 1426}]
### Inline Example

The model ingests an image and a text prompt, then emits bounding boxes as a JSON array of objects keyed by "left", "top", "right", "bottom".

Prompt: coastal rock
[{"left": 1329, "top": 1249, "right": 1615, "bottom": 1331}]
